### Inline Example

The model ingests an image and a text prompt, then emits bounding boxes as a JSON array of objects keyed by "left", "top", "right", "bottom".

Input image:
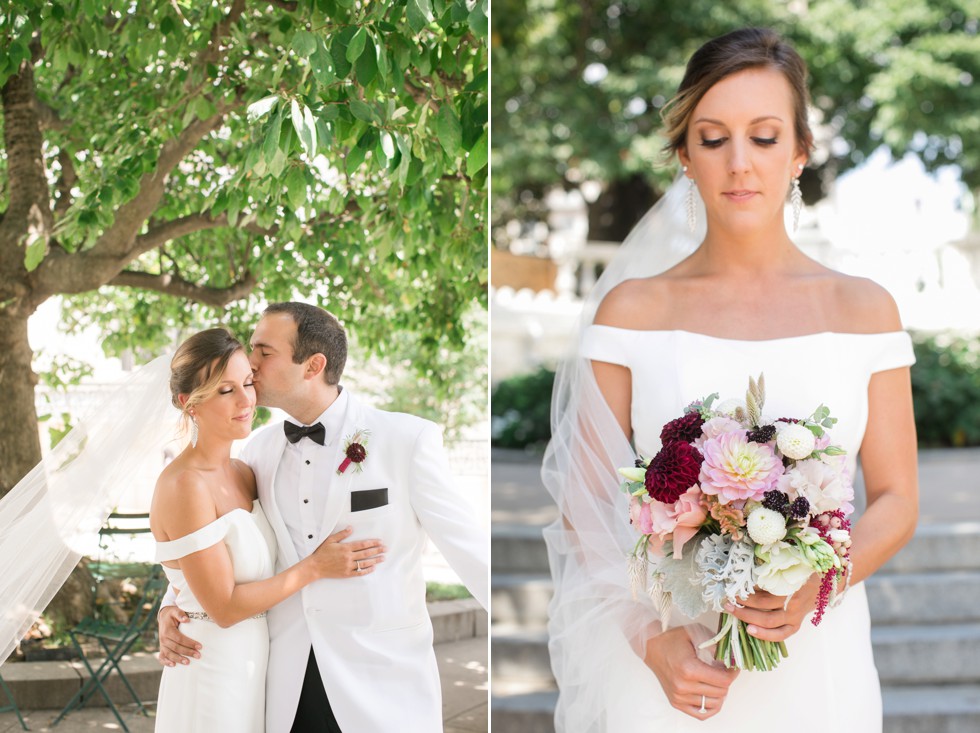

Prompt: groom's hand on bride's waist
[{"left": 157, "top": 606, "right": 201, "bottom": 667}]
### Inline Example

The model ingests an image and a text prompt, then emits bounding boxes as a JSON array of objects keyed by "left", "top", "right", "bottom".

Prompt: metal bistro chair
[
  {"left": 52, "top": 563, "right": 167, "bottom": 732},
  {"left": 0, "top": 670, "right": 29, "bottom": 730}
]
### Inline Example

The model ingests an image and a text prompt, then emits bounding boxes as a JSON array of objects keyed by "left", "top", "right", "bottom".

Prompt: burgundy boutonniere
[{"left": 337, "top": 428, "right": 370, "bottom": 475}]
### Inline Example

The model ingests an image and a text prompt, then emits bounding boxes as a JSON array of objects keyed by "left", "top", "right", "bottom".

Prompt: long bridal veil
[
  {"left": 0, "top": 355, "right": 180, "bottom": 665},
  {"left": 540, "top": 174, "right": 707, "bottom": 731}
]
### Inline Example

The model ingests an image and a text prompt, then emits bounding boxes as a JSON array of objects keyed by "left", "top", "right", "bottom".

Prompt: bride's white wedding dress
[
  {"left": 560, "top": 326, "right": 914, "bottom": 731},
  {"left": 153, "top": 500, "right": 277, "bottom": 732}
]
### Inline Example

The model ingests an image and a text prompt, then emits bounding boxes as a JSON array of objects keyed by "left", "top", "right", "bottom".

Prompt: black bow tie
[{"left": 284, "top": 421, "right": 326, "bottom": 445}]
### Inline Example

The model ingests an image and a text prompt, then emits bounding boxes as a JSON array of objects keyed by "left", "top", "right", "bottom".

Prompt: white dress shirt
[{"left": 275, "top": 388, "right": 349, "bottom": 559}]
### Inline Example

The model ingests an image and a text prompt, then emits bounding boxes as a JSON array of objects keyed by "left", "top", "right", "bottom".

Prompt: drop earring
[
  {"left": 190, "top": 415, "right": 199, "bottom": 447},
  {"left": 683, "top": 166, "right": 697, "bottom": 233},
  {"left": 791, "top": 166, "right": 804, "bottom": 232}
]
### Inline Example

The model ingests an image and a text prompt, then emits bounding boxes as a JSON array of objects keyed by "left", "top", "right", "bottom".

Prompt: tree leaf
[
  {"left": 466, "top": 128, "right": 487, "bottom": 174},
  {"left": 435, "top": 104, "right": 462, "bottom": 157},
  {"left": 310, "top": 39, "right": 336, "bottom": 86},
  {"left": 24, "top": 239, "right": 46, "bottom": 272},
  {"left": 407, "top": 0, "right": 433, "bottom": 34},
  {"left": 355, "top": 41, "right": 378, "bottom": 86},
  {"left": 291, "top": 99, "right": 316, "bottom": 158},
  {"left": 247, "top": 95, "right": 279, "bottom": 124},
  {"left": 346, "top": 26, "right": 368, "bottom": 64},
  {"left": 349, "top": 98, "right": 377, "bottom": 123},
  {"left": 285, "top": 166, "right": 307, "bottom": 211},
  {"left": 263, "top": 105, "right": 284, "bottom": 165},
  {"left": 292, "top": 30, "right": 318, "bottom": 58},
  {"left": 381, "top": 131, "right": 396, "bottom": 160}
]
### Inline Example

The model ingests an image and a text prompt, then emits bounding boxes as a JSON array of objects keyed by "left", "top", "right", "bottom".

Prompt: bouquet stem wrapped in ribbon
[{"left": 621, "top": 375, "right": 854, "bottom": 671}]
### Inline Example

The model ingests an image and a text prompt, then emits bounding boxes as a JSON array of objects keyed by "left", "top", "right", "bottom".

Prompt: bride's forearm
[
  {"left": 848, "top": 489, "right": 918, "bottom": 586},
  {"left": 196, "top": 559, "right": 318, "bottom": 628}
]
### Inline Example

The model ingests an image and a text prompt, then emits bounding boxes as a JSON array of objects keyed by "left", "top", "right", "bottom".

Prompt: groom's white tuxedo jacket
[{"left": 240, "top": 390, "right": 488, "bottom": 733}]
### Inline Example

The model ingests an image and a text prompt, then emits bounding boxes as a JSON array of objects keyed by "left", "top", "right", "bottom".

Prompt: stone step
[
  {"left": 866, "top": 571, "right": 980, "bottom": 625},
  {"left": 490, "top": 691, "right": 557, "bottom": 733},
  {"left": 882, "top": 684, "right": 980, "bottom": 733},
  {"left": 492, "top": 571, "right": 980, "bottom": 628},
  {"left": 873, "top": 624, "right": 980, "bottom": 685},
  {"left": 491, "top": 573, "right": 552, "bottom": 626},
  {"left": 490, "top": 686, "right": 980, "bottom": 733},
  {"left": 492, "top": 524, "right": 549, "bottom": 574},
  {"left": 881, "top": 523, "right": 980, "bottom": 574},
  {"left": 491, "top": 623, "right": 980, "bottom": 687},
  {"left": 492, "top": 522, "right": 980, "bottom": 578}
]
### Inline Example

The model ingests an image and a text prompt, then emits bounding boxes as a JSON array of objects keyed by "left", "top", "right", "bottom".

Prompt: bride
[
  {"left": 151, "top": 328, "right": 385, "bottom": 731},
  {"left": 543, "top": 28, "right": 918, "bottom": 731}
]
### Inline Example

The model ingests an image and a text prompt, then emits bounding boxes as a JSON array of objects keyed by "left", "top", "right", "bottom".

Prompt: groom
[{"left": 157, "top": 302, "right": 489, "bottom": 732}]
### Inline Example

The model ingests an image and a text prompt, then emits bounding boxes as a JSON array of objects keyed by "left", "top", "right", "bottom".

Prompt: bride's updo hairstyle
[
  {"left": 169, "top": 328, "right": 245, "bottom": 421},
  {"left": 661, "top": 27, "right": 815, "bottom": 157}
]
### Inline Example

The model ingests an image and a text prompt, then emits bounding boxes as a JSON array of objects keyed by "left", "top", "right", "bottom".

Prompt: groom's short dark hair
[{"left": 264, "top": 302, "right": 347, "bottom": 385}]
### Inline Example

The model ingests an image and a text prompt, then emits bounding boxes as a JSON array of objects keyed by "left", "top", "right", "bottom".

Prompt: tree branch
[
  {"left": 32, "top": 97, "right": 67, "bottom": 131},
  {"left": 54, "top": 149, "right": 77, "bottom": 217},
  {"left": 268, "top": 0, "right": 298, "bottom": 9},
  {"left": 108, "top": 270, "right": 257, "bottom": 308}
]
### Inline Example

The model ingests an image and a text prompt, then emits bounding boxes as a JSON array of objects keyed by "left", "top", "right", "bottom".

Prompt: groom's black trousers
[{"left": 290, "top": 648, "right": 343, "bottom": 733}]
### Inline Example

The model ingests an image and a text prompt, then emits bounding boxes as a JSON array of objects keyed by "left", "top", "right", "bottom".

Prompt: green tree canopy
[
  {"left": 0, "top": 0, "right": 488, "bottom": 497},
  {"left": 492, "top": 0, "right": 979, "bottom": 238}
]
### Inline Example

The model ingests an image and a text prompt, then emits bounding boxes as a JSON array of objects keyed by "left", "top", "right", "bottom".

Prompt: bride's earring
[
  {"left": 683, "top": 167, "right": 697, "bottom": 233},
  {"left": 791, "top": 166, "right": 804, "bottom": 232},
  {"left": 190, "top": 415, "right": 199, "bottom": 447}
]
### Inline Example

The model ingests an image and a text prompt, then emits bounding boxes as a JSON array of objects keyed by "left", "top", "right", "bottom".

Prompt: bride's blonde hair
[{"left": 661, "top": 28, "right": 815, "bottom": 158}]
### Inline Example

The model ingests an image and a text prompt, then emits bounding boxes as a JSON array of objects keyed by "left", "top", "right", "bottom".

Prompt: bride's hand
[
  {"left": 644, "top": 626, "right": 739, "bottom": 720},
  {"left": 726, "top": 574, "right": 821, "bottom": 642},
  {"left": 308, "top": 526, "right": 387, "bottom": 578}
]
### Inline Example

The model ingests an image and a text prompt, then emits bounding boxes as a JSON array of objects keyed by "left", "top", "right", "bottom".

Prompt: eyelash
[
  {"left": 699, "top": 137, "right": 778, "bottom": 148},
  {"left": 219, "top": 382, "right": 255, "bottom": 395}
]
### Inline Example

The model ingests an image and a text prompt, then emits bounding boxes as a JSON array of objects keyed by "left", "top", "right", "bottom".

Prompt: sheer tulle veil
[
  {"left": 0, "top": 355, "right": 181, "bottom": 665},
  {"left": 541, "top": 173, "right": 709, "bottom": 731}
]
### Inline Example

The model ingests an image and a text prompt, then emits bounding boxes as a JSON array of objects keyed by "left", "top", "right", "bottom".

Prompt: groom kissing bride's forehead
[{"left": 157, "top": 301, "right": 489, "bottom": 733}]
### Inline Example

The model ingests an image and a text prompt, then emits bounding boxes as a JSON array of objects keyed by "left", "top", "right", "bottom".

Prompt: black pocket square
[{"left": 351, "top": 488, "right": 388, "bottom": 512}]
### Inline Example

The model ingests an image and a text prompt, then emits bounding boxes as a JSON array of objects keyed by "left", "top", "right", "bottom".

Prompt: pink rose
[
  {"left": 694, "top": 417, "right": 744, "bottom": 451},
  {"left": 629, "top": 495, "right": 654, "bottom": 534},
  {"left": 669, "top": 486, "right": 708, "bottom": 559}
]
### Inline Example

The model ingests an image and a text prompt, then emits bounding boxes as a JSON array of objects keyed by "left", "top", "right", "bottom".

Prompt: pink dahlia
[
  {"left": 645, "top": 441, "right": 703, "bottom": 504},
  {"left": 660, "top": 411, "right": 705, "bottom": 445},
  {"left": 699, "top": 431, "right": 784, "bottom": 505}
]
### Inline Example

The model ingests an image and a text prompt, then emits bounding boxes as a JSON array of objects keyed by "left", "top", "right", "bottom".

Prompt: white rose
[
  {"left": 746, "top": 507, "right": 787, "bottom": 546},
  {"left": 776, "top": 422, "right": 816, "bottom": 460},
  {"left": 755, "top": 541, "right": 814, "bottom": 596}
]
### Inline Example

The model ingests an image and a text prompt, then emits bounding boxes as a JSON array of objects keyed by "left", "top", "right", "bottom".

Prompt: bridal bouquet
[{"left": 620, "top": 375, "right": 854, "bottom": 671}]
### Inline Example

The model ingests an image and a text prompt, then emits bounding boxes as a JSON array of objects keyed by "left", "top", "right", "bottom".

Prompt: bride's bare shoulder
[
  {"left": 593, "top": 276, "right": 673, "bottom": 329},
  {"left": 827, "top": 272, "right": 903, "bottom": 333}
]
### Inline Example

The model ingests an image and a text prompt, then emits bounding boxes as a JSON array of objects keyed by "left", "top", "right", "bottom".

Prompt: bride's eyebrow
[{"left": 694, "top": 115, "right": 784, "bottom": 126}]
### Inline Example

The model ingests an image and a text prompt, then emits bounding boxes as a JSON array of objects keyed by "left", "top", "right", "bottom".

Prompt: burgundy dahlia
[
  {"left": 645, "top": 441, "right": 703, "bottom": 504},
  {"left": 660, "top": 411, "right": 705, "bottom": 445}
]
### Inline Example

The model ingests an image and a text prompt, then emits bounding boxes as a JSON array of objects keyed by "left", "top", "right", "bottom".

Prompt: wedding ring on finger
[
  {"left": 355, "top": 560, "right": 362, "bottom": 573},
  {"left": 699, "top": 695, "right": 707, "bottom": 714}
]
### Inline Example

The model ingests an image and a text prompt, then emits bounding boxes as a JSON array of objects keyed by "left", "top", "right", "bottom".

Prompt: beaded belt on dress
[{"left": 185, "top": 611, "right": 267, "bottom": 622}]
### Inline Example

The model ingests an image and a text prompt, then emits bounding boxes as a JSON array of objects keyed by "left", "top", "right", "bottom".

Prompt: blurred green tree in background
[{"left": 492, "top": 0, "right": 979, "bottom": 241}]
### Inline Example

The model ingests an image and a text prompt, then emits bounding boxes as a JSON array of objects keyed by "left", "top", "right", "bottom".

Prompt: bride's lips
[
  {"left": 234, "top": 412, "right": 253, "bottom": 422},
  {"left": 723, "top": 190, "right": 758, "bottom": 202}
]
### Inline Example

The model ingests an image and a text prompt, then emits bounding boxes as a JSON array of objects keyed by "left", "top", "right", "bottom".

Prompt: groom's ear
[{"left": 304, "top": 353, "right": 328, "bottom": 381}]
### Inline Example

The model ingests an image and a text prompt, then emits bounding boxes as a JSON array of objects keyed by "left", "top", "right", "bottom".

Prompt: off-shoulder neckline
[
  {"left": 155, "top": 500, "right": 259, "bottom": 547},
  {"left": 586, "top": 326, "right": 910, "bottom": 344}
]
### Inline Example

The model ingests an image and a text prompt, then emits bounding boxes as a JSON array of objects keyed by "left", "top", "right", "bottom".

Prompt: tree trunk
[{"left": 0, "top": 308, "right": 42, "bottom": 499}]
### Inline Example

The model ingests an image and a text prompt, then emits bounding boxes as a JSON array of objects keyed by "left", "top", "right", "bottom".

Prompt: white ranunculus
[
  {"left": 755, "top": 541, "right": 813, "bottom": 596},
  {"left": 776, "top": 422, "right": 817, "bottom": 460},
  {"left": 714, "top": 398, "right": 746, "bottom": 417},
  {"left": 618, "top": 466, "right": 646, "bottom": 482},
  {"left": 746, "top": 507, "right": 787, "bottom": 546}
]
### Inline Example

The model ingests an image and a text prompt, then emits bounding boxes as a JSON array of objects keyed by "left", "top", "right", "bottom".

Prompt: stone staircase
[{"left": 490, "top": 449, "right": 980, "bottom": 733}]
